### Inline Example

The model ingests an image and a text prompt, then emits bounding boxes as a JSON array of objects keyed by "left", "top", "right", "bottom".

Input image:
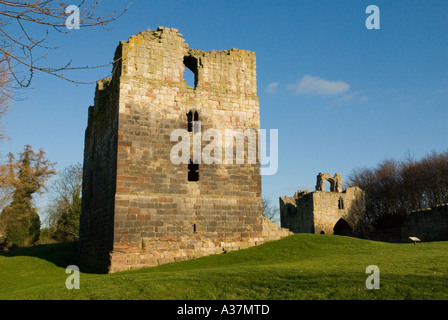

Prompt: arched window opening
[
  {"left": 183, "top": 66, "right": 195, "bottom": 88},
  {"left": 183, "top": 55, "right": 198, "bottom": 89},
  {"left": 324, "top": 180, "right": 332, "bottom": 192},
  {"left": 338, "top": 197, "right": 344, "bottom": 209}
]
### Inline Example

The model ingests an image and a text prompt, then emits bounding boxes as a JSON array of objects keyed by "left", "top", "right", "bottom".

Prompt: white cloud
[
  {"left": 326, "top": 91, "right": 369, "bottom": 109},
  {"left": 266, "top": 82, "right": 279, "bottom": 94},
  {"left": 334, "top": 92, "right": 356, "bottom": 103},
  {"left": 289, "top": 75, "right": 350, "bottom": 96}
]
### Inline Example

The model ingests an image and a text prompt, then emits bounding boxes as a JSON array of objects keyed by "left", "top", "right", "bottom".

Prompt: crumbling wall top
[
  {"left": 109, "top": 26, "right": 256, "bottom": 96},
  {"left": 315, "top": 173, "right": 343, "bottom": 193}
]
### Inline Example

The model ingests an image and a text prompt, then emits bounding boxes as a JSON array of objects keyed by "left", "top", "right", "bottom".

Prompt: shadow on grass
[{"left": 0, "top": 241, "right": 98, "bottom": 274}]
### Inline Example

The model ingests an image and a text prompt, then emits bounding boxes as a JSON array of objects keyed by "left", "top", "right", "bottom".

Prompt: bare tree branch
[
  {"left": 262, "top": 197, "right": 280, "bottom": 223},
  {"left": 0, "top": 0, "right": 132, "bottom": 87},
  {"left": 0, "top": 58, "right": 13, "bottom": 140}
]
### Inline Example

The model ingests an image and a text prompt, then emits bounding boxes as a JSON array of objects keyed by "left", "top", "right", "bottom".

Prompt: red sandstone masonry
[{"left": 79, "top": 27, "right": 291, "bottom": 273}]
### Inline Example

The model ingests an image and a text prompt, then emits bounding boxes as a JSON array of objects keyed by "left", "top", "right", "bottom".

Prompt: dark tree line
[{"left": 348, "top": 150, "right": 448, "bottom": 227}]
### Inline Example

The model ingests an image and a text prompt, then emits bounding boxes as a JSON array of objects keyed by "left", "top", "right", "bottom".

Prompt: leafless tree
[
  {"left": 348, "top": 150, "right": 448, "bottom": 227},
  {"left": 0, "top": 57, "right": 13, "bottom": 140},
  {"left": 45, "top": 162, "right": 82, "bottom": 241},
  {"left": 0, "top": 0, "right": 132, "bottom": 87},
  {"left": 262, "top": 197, "right": 279, "bottom": 223}
]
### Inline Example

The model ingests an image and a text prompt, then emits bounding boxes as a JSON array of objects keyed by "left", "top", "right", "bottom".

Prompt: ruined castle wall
[
  {"left": 311, "top": 191, "right": 342, "bottom": 234},
  {"left": 79, "top": 76, "right": 120, "bottom": 272},
  {"left": 281, "top": 184, "right": 365, "bottom": 236},
  {"left": 77, "top": 27, "right": 294, "bottom": 272},
  {"left": 104, "top": 28, "right": 263, "bottom": 272},
  {"left": 402, "top": 204, "right": 448, "bottom": 242},
  {"left": 312, "top": 187, "right": 364, "bottom": 235},
  {"left": 367, "top": 204, "right": 448, "bottom": 243},
  {"left": 295, "top": 194, "right": 315, "bottom": 233},
  {"left": 280, "top": 191, "right": 314, "bottom": 233},
  {"left": 279, "top": 196, "right": 295, "bottom": 231}
]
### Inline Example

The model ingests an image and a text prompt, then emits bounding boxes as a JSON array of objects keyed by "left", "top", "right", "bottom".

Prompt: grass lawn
[{"left": 1, "top": 234, "right": 447, "bottom": 300}]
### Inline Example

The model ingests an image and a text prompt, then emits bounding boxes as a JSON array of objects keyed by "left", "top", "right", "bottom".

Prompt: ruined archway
[
  {"left": 315, "top": 173, "right": 342, "bottom": 193},
  {"left": 324, "top": 180, "right": 333, "bottom": 192},
  {"left": 333, "top": 218, "right": 352, "bottom": 236}
]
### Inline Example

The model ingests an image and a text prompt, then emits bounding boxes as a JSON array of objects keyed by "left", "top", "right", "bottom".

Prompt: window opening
[
  {"left": 183, "top": 55, "right": 198, "bottom": 89},
  {"left": 188, "top": 159, "right": 199, "bottom": 182},
  {"left": 338, "top": 197, "right": 344, "bottom": 209}
]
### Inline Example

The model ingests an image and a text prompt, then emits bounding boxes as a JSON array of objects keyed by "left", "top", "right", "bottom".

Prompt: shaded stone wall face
[
  {"left": 366, "top": 204, "right": 448, "bottom": 243},
  {"left": 79, "top": 77, "right": 120, "bottom": 272},
  {"left": 402, "top": 205, "right": 448, "bottom": 242},
  {"left": 80, "top": 27, "right": 275, "bottom": 273},
  {"left": 280, "top": 191, "right": 314, "bottom": 233}
]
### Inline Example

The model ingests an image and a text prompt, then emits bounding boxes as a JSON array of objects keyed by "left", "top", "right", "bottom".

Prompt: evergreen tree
[{"left": 0, "top": 145, "right": 55, "bottom": 247}]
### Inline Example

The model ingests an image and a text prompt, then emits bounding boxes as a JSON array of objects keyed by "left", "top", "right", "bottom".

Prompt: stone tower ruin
[
  {"left": 79, "top": 27, "right": 288, "bottom": 273},
  {"left": 280, "top": 173, "right": 365, "bottom": 236}
]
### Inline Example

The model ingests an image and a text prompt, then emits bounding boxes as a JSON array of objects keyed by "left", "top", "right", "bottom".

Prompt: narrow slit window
[
  {"left": 187, "top": 111, "right": 193, "bottom": 132},
  {"left": 188, "top": 159, "right": 199, "bottom": 182},
  {"left": 338, "top": 197, "right": 344, "bottom": 209},
  {"left": 187, "top": 110, "right": 199, "bottom": 133},
  {"left": 193, "top": 111, "right": 199, "bottom": 133}
]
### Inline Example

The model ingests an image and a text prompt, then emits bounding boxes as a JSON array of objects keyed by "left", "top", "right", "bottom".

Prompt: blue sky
[{"left": 2, "top": 0, "right": 447, "bottom": 215}]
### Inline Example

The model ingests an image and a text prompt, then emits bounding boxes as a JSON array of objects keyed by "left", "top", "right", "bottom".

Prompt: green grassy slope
[{"left": 1, "top": 234, "right": 447, "bottom": 300}]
